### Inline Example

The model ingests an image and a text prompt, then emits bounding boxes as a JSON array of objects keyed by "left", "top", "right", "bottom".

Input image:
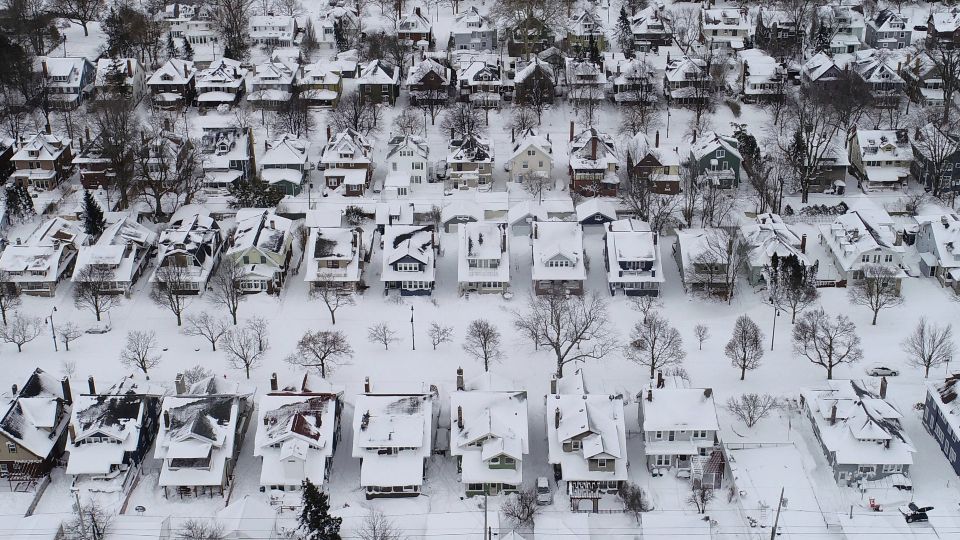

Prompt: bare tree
[
  {"left": 286, "top": 330, "right": 354, "bottom": 378},
  {"left": 441, "top": 103, "right": 484, "bottom": 138},
  {"left": 686, "top": 483, "right": 714, "bottom": 514},
  {"left": 0, "top": 272, "right": 23, "bottom": 325},
  {"left": 150, "top": 264, "right": 194, "bottom": 326},
  {"left": 72, "top": 266, "right": 122, "bottom": 321},
  {"left": 222, "top": 326, "right": 267, "bottom": 379},
  {"left": 92, "top": 97, "right": 140, "bottom": 209},
  {"left": 331, "top": 90, "right": 382, "bottom": 135},
  {"left": 792, "top": 308, "right": 864, "bottom": 379},
  {"left": 428, "top": 322, "right": 454, "bottom": 350},
  {"left": 847, "top": 264, "right": 904, "bottom": 326},
  {"left": 412, "top": 87, "right": 449, "bottom": 127},
  {"left": 310, "top": 278, "right": 356, "bottom": 325},
  {"left": 392, "top": 108, "right": 424, "bottom": 137},
  {"left": 619, "top": 482, "right": 652, "bottom": 521},
  {"left": 209, "top": 259, "right": 245, "bottom": 325},
  {"left": 210, "top": 0, "right": 253, "bottom": 59},
  {"left": 182, "top": 365, "right": 214, "bottom": 385},
  {"left": 924, "top": 37, "right": 960, "bottom": 125},
  {"left": 521, "top": 171, "right": 552, "bottom": 203},
  {"left": 462, "top": 319, "right": 504, "bottom": 372},
  {"left": 489, "top": 0, "right": 566, "bottom": 60},
  {"left": 59, "top": 322, "right": 82, "bottom": 351},
  {"left": 902, "top": 317, "right": 956, "bottom": 378},
  {"left": 272, "top": 91, "right": 315, "bottom": 138},
  {"left": 368, "top": 322, "right": 399, "bottom": 350},
  {"left": 120, "top": 330, "right": 161, "bottom": 376},
  {"left": 624, "top": 311, "right": 686, "bottom": 380},
  {"left": 501, "top": 488, "right": 539, "bottom": 527},
  {"left": 177, "top": 519, "right": 225, "bottom": 540},
  {"left": 726, "top": 393, "right": 780, "bottom": 428},
  {"left": 63, "top": 499, "right": 112, "bottom": 540},
  {"left": 52, "top": 0, "right": 103, "bottom": 35},
  {"left": 629, "top": 295, "right": 663, "bottom": 323},
  {"left": 777, "top": 87, "right": 843, "bottom": 203},
  {"left": 768, "top": 254, "right": 819, "bottom": 323},
  {"left": 509, "top": 106, "right": 538, "bottom": 135},
  {"left": 666, "top": 5, "right": 701, "bottom": 50},
  {"left": 691, "top": 228, "right": 749, "bottom": 303},
  {"left": 910, "top": 121, "right": 960, "bottom": 198},
  {"left": 135, "top": 128, "right": 203, "bottom": 220},
  {"left": 356, "top": 510, "right": 404, "bottom": 540},
  {"left": 0, "top": 312, "right": 41, "bottom": 352},
  {"left": 725, "top": 315, "right": 764, "bottom": 380},
  {"left": 183, "top": 312, "right": 229, "bottom": 351},
  {"left": 246, "top": 316, "right": 270, "bottom": 353},
  {"left": 512, "top": 292, "right": 618, "bottom": 377},
  {"left": 694, "top": 324, "right": 710, "bottom": 350}
]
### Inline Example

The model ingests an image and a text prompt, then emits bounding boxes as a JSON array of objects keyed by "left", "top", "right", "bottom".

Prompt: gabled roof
[
  {"left": 0, "top": 369, "right": 69, "bottom": 460},
  {"left": 664, "top": 56, "right": 707, "bottom": 82},
  {"left": 406, "top": 58, "right": 448, "bottom": 85},
  {"left": 642, "top": 387, "right": 719, "bottom": 432},
  {"left": 228, "top": 209, "right": 293, "bottom": 258},
  {"left": 95, "top": 58, "right": 142, "bottom": 88},
  {"left": 260, "top": 134, "right": 308, "bottom": 167},
  {"left": 547, "top": 369, "right": 627, "bottom": 475},
  {"left": 321, "top": 129, "right": 372, "bottom": 165},
  {"left": 508, "top": 129, "right": 552, "bottom": 162},
  {"left": 739, "top": 213, "right": 809, "bottom": 268},
  {"left": 569, "top": 128, "right": 618, "bottom": 171},
  {"left": 452, "top": 6, "right": 492, "bottom": 34},
  {"left": 514, "top": 57, "right": 553, "bottom": 84},
  {"left": 691, "top": 131, "right": 741, "bottom": 161},
  {"left": 916, "top": 213, "right": 960, "bottom": 269},
  {"left": 449, "top": 134, "right": 493, "bottom": 164},
  {"left": 358, "top": 60, "right": 399, "bottom": 85},
  {"left": 386, "top": 135, "right": 429, "bottom": 160},
  {"left": 12, "top": 133, "right": 71, "bottom": 162},
  {"left": 384, "top": 225, "right": 435, "bottom": 265},
  {"left": 398, "top": 8, "right": 432, "bottom": 34}
]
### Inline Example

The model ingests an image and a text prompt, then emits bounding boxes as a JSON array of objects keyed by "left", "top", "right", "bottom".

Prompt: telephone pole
[{"left": 770, "top": 486, "right": 785, "bottom": 540}]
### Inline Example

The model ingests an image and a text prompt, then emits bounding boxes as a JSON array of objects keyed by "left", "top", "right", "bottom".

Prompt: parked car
[
  {"left": 435, "top": 159, "right": 448, "bottom": 181},
  {"left": 866, "top": 366, "right": 899, "bottom": 377},
  {"left": 536, "top": 477, "right": 553, "bottom": 505},
  {"left": 899, "top": 502, "right": 933, "bottom": 523}
]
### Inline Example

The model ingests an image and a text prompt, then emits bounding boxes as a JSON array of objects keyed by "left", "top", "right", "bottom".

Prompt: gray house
[
  {"left": 865, "top": 9, "right": 910, "bottom": 49},
  {"left": 451, "top": 7, "right": 498, "bottom": 52},
  {"left": 801, "top": 380, "right": 914, "bottom": 486},
  {"left": 924, "top": 375, "right": 960, "bottom": 477}
]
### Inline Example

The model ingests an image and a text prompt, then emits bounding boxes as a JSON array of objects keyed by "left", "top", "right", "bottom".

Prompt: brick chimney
[
  {"left": 60, "top": 377, "right": 72, "bottom": 404},
  {"left": 41, "top": 60, "right": 47, "bottom": 78},
  {"left": 646, "top": 388, "right": 653, "bottom": 401},
  {"left": 456, "top": 367, "right": 464, "bottom": 391},
  {"left": 364, "top": 376, "right": 371, "bottom": 393},
  {"left": 656, "top": 370, "right": 664, "bottom": 388},
  {"left": 569, "top": 121, "right": 575, "bottom": 142},
  {"left": 692, "top": 130, "right": 697, "bottom": 143},
  {"left": 829, "top": 403, "right": 837, "bottom": 425},
  {"left": 11, "top": 384, "right": 17, "bottom": 395},
  {"left": 326, "top": 126, "right": 332, "bottom": 141},
  {"left": 655, "top": 130, "right": 660, "bottom": 148},
  {"left": 457, "top": 405, "right": 463, "bottom": 429},
  {"left": 127, "top": 59, "right": 133, "bottom": 78},
  {"left": 174, "top": 373, "right": 186, "bottom": 395},
  {"left": 800, "top": 234, "right": 807, "bottom": 254},
  {"left": 880, "top": 376, "right": 888, "bottom": 399},
  {"left": 591, "top": 134, "right": 597, "bottom": 160},
  {"left": 87, "top": 376, "right": 96, "bottom": 395},
  {"left": 270, "top": 372, "right": 278, "bottom": 391},
  {"left": 550, "top": 376, "right": 557, "bottom": 394},
  {"left": 68, "top": 423, "right": 76, "bottom": 443},
  {"left": 554, "top": 407, "right": 561, "bottom": 428}
]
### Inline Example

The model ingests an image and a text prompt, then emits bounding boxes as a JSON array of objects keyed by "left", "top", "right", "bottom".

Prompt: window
[
  {"left": 412, "top": 162, "right": 424, "bottom": 170},
  {"left": 489, "top": 456, "right": 500, "bottom": 465},
  {"left": 570, "top": 440, "right": 581, "bottom": 450},
  {"left": 6, "top": 443, "right": 16, "bottom": 453},
  {"left": 884, "top": 254, "right": 893, "bottom": 263},
  {"left": 596, "top": 458, "right": 608, "bottom": 468},
  {"left": 396, "top": 262, "right": 419, "bottom": 272},
  {"left": 861, "top": 254, "right": 870, "bottom": 263},
  {"left": 716, "top": 149, "right": 726, "bottom": 158},
  {"left": 882, "top": 464, "right": 903, "bottom": 473},
  {"left": 467, "top": 483, "right": 483, "bottom": 491},
  {"left": 654, "top": 455, "right": 670, "bottom": 466},
  {"left": 527, "top": 150, "right": 535, "bottom": 156},
  {"left": 857, "top": 465, "right": 875, "bottom": 474},
  {"left": 654, "top": 431, "right": 663, "bottom": 440}
]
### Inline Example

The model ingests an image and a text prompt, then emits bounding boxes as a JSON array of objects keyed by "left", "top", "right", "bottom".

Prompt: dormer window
[
  {"left": 716, "top": 148, "right": 726, "bottom": 158},
  {"left": 570, "top": 440, "right": 581, "bottom": 450}
]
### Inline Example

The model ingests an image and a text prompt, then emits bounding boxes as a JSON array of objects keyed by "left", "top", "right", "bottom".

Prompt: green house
[{"left": 689, "top": 131, "right": 742, "bottom": 189}]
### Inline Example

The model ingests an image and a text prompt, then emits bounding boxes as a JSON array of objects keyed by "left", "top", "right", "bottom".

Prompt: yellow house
[{"left": 226, "top": 209, "right": 294, "bottom": 293}]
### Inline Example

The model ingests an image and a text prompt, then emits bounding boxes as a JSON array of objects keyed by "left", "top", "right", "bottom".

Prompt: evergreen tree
[
  {"left": 301, "top": 20, "right": 319, "bottom": 58},
  {"left": 166, "top": 32, "right": 178, "bottom": 59},
  {"left": 5, "top": 184, "right": 35, "bottom": 224},
  {"left": 228, "top": 178, "right": 286, "bottom": 209},
  {"left": 333, "top": 21, "right": 348, "bottom": 52},
  {"left": 183, "top": 39, "right": 194, "bottom": 61},
  {"left": 616, "top": 7, "right": 634, "bottom": 57},
  {"left": 299, "top": 480, "right": 341, "bottom": 540},
  {"left": 588, "top": 33, "right": 601, "bottom": 65},
  {"left": 732, "top": 123, "right": 761, "bottom": 177},
  {"left": 82, "top": 190, "right": 106, "bottom": 236}
]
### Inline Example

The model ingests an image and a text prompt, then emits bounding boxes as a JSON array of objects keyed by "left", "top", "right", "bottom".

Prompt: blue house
[
  {"left": 924, "top": 375, "right": 960, "bottom": 475},
  {"left": 381, "top": 225, "right": 436, "bottom": 295}
]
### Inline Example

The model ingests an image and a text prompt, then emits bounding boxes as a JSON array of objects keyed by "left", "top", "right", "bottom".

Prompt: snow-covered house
[
  {"left": 151, "top": 207, "right": 224, "bottom": 294},
  {"left": 247, "top": 61, "right": 297, "bottom": 109},
  {"left": 754, "top": 8, "right": 801, "bottom": 52},
  {"left": 10, "top": 132, "right": 74, "bottom": 190},
  {"left": 690, "top": 131, "right": 741, "bottom": 189},
  {"left": 507, "top": 199, "right": 575, "bottom": 236},
  {"left": 531, "top": 221, "right": 585, "bottom": 295},
  {"left": 0, "top": 369, "right": 72, "bottom": 480},
  {"left": 441, "top": 200, "right": 483, "bottom": 232},
  {"left": 924, "top": 374, "right": 960, "bottom": 477},
  {"left": 304, "top": 226, "right": 362, "bottom": 291},
  {"left": 568, "top": 128, "right": 619, "bottom": 197},
  {"left": 819, "top": 208, "right": 905, "bottom": 287},
  {"left": 358, "top": 60, "right": 400, "bottom": 105},
  {"left": 458, "top": 221, "right": 509, "bottom": 294},
  {"left": 674, "top": 228, "right": 731, "bottom": 296},
  {"left": 513, "top": 57, "right": 554, "bottom": 106},
  {"left": 39, "top": 57, "right": 96, "bottom": 109},
  {"left": 506, "top": 128, "right": 552, "bottom": 185},
  {"left": 506, "top": 16, "right": 555, "bottom": 57},
  {"left": 195, "top": 58, "right": 248, "bottom": 108},
  {"left": 72, "top": 216, "right": 157, "bottom": 295},
  {"left": 565, "top": 59, "right": 605, "bottom": 102},
  {"left": 911, "top": 123, "right": 960, "bottom": 193},
  {"left": 398, "top": 7, "right": 433, "bottom": 45},
  {"left": 450, "top": 368, "right": 528, "bottom": 496},
  {"left": 607, "top": 55, "right": 654, "bottom": 103},
  {"left": 259, "top": 134, "right": 308, "bottom": 196},
  {"left": 928, "top": 9, "right": 960, "bottom": 49},
  {"left": 915, "top": 213, "right": 960, "bottom": 291},
  {"left": 663, "top": 56, "right": 710, "bottom": 103},
  {"left": 739, "top": 213, "right": 810, "bottom": 285},
  {"left": 736, "top": 49, "right": 786, "bottom": 102},
  {"left": 451, "top": 7, "right": 497, "bottom": 52},
  {"left": 456, "top": 56, "right": 503, "bottom": 106},
  {"left": 382, "top": 225, "right": 436, "bottom": 295},
  {"left": 547, "top": 369, "right": 628, "bottom": 511},
  {"left": 900, "top": 52, "right": 944, "bottom": 106},
  {"left": 603, "top": 219, "right": 664, "bottom": 296},
  {"left": 626, "top": 132, "right": 681, "bottom": 195},
  {"left": 320, "top": 129, "right": 373, "bottom": 196},
  {"left": 640, "top": 386, "right": 722, "bottom": 487},
  {"left": 249, "top": 15, "right": 298, "bottom": 46},
  {"left": 147, "top": 58, "right": 196, "bottom": 107},
  {"left": 847, "top": 128, "right": 912, "bottom": 191},
  {"left": 817, "top": 3, "right": 865, "bottom": 54},
  {"left": 197, "top": 119, "right": 255, "bottom": 188},
  {"left": 447, "top": 134, "right": 494, "bottom": 189},
  {"left": 352, "top": 380, "right": 434, "bottom": 498},
  {"left": 852, "top": 52, "right": 905, "bottom": 108},
  {"left": 155, "top": 376, "right": 251, "bottom": 498},
  {"left": 66, "top": 376, "right": 164, "bottom": 494},
  {"left": 800, "top": 52, "right": 843, "bottom": 85},
  {"left": 866, "top": 9, "right": 910, "bottom": 49},
  {"left": 630, "top": 6, "right": 672, "bottom": 51},
  {"left": 406, "top": 58, "right": 451, "bottom": 105},
  {"left": 0, "top": 217, "right": 89, "bottom": 296},
  {"left": 801, "top": 379, "right": 914, "bottom": 485},
  {"left": 576, "top": 199, "right": 616, "bottom": 226},
  {"left": 566, "top": 10, "right": 605, "bottom": 52},
  {"left": 299, "top": 61, "right": 342, "bottom": 106},
  {"left": 181, "top": 4, "right": 215, "bottom": 45},
  {"left": 700, "top": 8, "right": 751, "bottom": 54},
  {"left": 95, "top": 58, "right": 147, "bottom": 103},
  {"left": 384, "top": 135, "right": 430, "bottom": 198},
  {"left": 226, "top": 209, "right": 294, "bottom": 294},
  {"left": 254, "top": 373, "right": 342, "bottom": 491}
]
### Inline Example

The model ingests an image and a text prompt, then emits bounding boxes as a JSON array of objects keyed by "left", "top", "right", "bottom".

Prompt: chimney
[
  {"left": 415, "top": 6, "right": 421, "bottom": 16},
  {"left": 60, "top": 377, "right": 72, "bottom": 404},
  {"left": 829, "top": 403, "right": 837, "bottom": 425},
  {"left": 84, "top": 126, "right": 90, "bottom": 142},
  {"left": 456, "top": 367, "right": 464, "bottom": 391},
  {"left": 546, "top": 133, "right": 550, "bottom": 142},
  {"left": 41, "top": 60, "right": 47, "bottom": 78},
  {"left": 163, "top": 410, "right": 170, "bottom": 428},
  {"left": 800, "top": 234, "right": 807, "bottom": 254},
  {"left": 569, "top": 121, "right": 575, "bottom": 142},
  {"left": 457, "top": 405, "right": 463, "bottom": 429},
  {"left": 550, "top": 376, "right": 557, "bottom": 394},
  {"left": 554, "top": 407, "right": 561, "bottom": 428},
  {"left": 174, "top": 373, "right": 186, "bottom": 395},
  {"left": 270, "top": 372, "right": 278, "bottom": 391},
  {"left": 11, "top": 384, "right": 17, "bottom": 396},
  {"left": 127, "top": 59, "right": 133, "bottom": 78},
  {"left": 703, "top": 388, "right": 712, "bottom": 399},
  {"left": 68, "top": 423, "right": 76, "bottom": 443},
  {"left": 646, "top": 388, "right": 653, "bottom": 402},
  {"left": 655, "top": 130, "right": 660, "bottom": 148},
  {"left": 163, "top": 118, "right": 171, "bottom": 132},
  {"left": 880, "top": 376, "right": 888, "bottom": 399},
  {"left": 591, "top": 135, "right": 597, "bottom": 160},
  {"left": 364, "top": 376, "right": 371, "bottom": 393},
  {"left": 87, "top": 376, "right": 96, "bottom": 395}
]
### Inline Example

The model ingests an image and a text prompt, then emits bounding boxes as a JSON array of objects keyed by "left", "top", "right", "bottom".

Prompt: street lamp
[
  {"left": 769, "top": 299, "right": 779, "bottom": 351},
  {"left": 410, "top": 305, "right": 415, "bottom": 350},
  {"left": 45, "top": 306, "right": 58, "bottom": 352}
]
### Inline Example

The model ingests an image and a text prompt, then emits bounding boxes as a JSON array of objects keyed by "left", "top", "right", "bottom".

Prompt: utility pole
[
  {"left": 74, "top": 491, "right": 87, "bottom": 538},
  {"left": 483, "top": 492, "right": 488, "bottom": 540},
  {"left": 770, "top": 486, "right": 785, "bottom": 540},
  {"left": 410, "top": 305, "right": 416, "bottom": 350}
]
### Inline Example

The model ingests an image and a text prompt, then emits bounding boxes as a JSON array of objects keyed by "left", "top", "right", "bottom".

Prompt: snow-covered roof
[
  {"left": 148, "top": 58, "right": 195, "bottom": 86},
  {"left": 320, "top": 129, "right": 372, "bottom": 166},
  {"left": 217, "top": 496, "right": 277, "bottom": 539},
  {"left": 801, "top": 52, "right": 840, "bottom": 82},
  {"left": 507, "top": 129, "right": 552, "bottom": 163},
  {"left": 576, "top": 199, "right": 617, "bottom": 223},
  {"left": 358, "top": 60, "right": 399, "bottom": 85},
  {"left": 448, "top": 134, "right": 493, "bottom": 164},
  {"left": 152, "top": 207, "right": 221, "bottom": 283},
  {"left": 450, "top": 387, "right": 528, "bottom": 485},
  {"left": 196, "top": 58, "right": 247, "bottom": 91},
  {"left": 691, "top": 131, "right": 741, "bottom": 161},
  {"left": 0, "top": 217, "right": 88, "bottom": 281},
  {"left": 386, "top": 135, "right": 429, "bottom": 161},
  {"left": 458, "top": 221, "right": 509, "bottom": 284},
  {"left": 452, "top": 6, "right": 492, "bottom": 35},
  {"left": 352, "top": 392, "right": 434, "bottom": 487},
  {"left": 73, "top": 216, "right": 157, "bottom": 285},
  {"left": 398, "top": 8, "right": 432, "bottom": 34},
  {"left": 820, "top": 209, "right": 904, "bottom": 272},
  {"left": 629, "top": 5, "right": 670, "bottom": 35},
  {"left": 569, "top": 128, "right": 618, "bottom": 172},
  {"left": 40, "top": 57, "right": 92, "bottom": 89},
  {"left": 11, "top": 132, "right": 70, "bottom": 163},
  {"left": 304, "top": 227, "right": 361, "bottom": 283},
  {"left": 931, "top": 10, "right": 960, "bottom": 34},
  {"left": 801, "top": 380, "right": 914, "bottom": 466},
  {"left": 739, "top": 213, "right": 810, "bottom": 269},
  {"left": 604, "top": 218, "right": 664, "bottom": 284},
  {"left": 260, "top": 134, "right": 308, "bottom": 170},
  {"left": 675, "top": 228, "right": 726, "bottom": 275},
  {"left": 642, "top": 387, "right": 719, "bottom": 432},
  {"left": 514, "top": 57, "right": 553, "bottom": 84},
  {"left": 507, "top": 199, "right": 575, "bottom": 226},
  {"left": 531, "top": 221, "right": 585, "bottom": 282},
  {"left": 382, "top": 225, "right": 435, "bottom": 283},
  {"left": 546, "top": 370, "right": 628, "bottom": 483},
  {"left": 0, "top": 369, "right": 70, "bottom": 460},
  {"left": 916, "top": 213, "right": 960, "bottom": 269},
  {"left": 664, "top": 56, "right": 707, "bottom": 83},
  {"left": 94, "top": 58, "right": 142, "bottom": 88},
  {"left": 568, "top": 10, "right": 603, "bottom": 36},
  {"left": 228, "top": 209, "right": 292, "bottom": 259},
  {"left": 701, "top": 8, "right": 749, "bottom": 32},
  {"left": 853, "top": 128, "right": 913, "bottom": 162},
  {"left": 928, "top": 374, "right": 960, "bottom": 446},
  {"left": 406, "top": 58, "right": 448, "bottom": 85}
]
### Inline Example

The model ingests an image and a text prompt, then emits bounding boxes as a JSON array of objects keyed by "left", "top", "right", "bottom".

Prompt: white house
[
  {"left": 848, "top": 128, "right": 913, "bottom": 191},
  {"left": 458, "top": 221, "right": 509, "bottom": 294},
  {"left": 450, "top": 368, "right": 529, "bottom": 496},
  {"left": 352, "top": 380, "right": 434, "bottom": 498},
  {"left": 603, "top": 218, "right": 663, "bottom": 297},
  {"left": 95, "top": 58, "right": 147, "bottom": 103},
  {"left": 195, "top": 58, "right": 248, "bottom": 108},
  {"left": 506, "top": 129, "right": 553, "bottom": 185},
  {"left": 147, "top": 58, "right": 196, "bottom": 107},
  {"left": 259, "top": 134, "right": 309, "bottom": 196},
  {"left": 700, "top": 8, "right": 751, "bottom": 53},
  {"left": 151, "top": 206, "right": 224, "bottom": 294},
  {"left": 384, "top": 135, "right": 430, "bottom": 198},
  {"left": 304, "top": 227, "right": 363, "bottom": 291},
  {"left": 0, "top": 217, "right": 89, "bottom": 296},
  {"left": 451, "top": 7, "right": 497, "bottom": 51},
  {"left": 39, "top": 56, "right": 96, "bottom": 109},
  {"left": 547, "top": 369, "right": 628, "bottom": 512},
  {"left": 249, "top": 15, "right": 298, "bottom": 46},
  {"left": 72, "top": 216, "right": 157, "bottom": 295},
  {"left": 640, "top": 386, "right": 722, "bottom": 487},
  {"left": 531, "top": 221, "right": 585, "bottom": 295},
  {"left": 382, "top": 225, "right": 436, "bottom": 295},
  {"left": 819, "top": 208, "right": 905, "bottom": 286},
  {"left": 225, "top": 209, "right": 294, "bottom": 294},
  {"left": 739, "top": 213, "right": 810, "bottom": 285},
  {"left": 247, "top": 60, "right": 297, "bottom": 109},
  {"left": 254, "top": 373, "right": 342, "bottom": 492},
  {"left": 915, "top": 213, "right": 960, "bottom": 291}
]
